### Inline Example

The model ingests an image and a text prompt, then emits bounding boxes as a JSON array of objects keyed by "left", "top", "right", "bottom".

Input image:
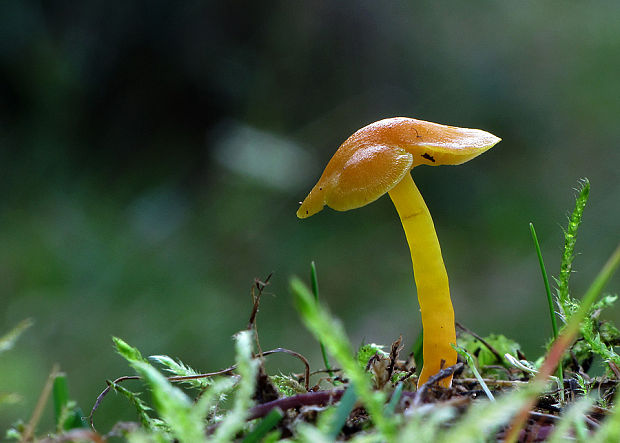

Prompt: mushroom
[{"left": 297, "top": 117, "right": 500, "bottom": 387}]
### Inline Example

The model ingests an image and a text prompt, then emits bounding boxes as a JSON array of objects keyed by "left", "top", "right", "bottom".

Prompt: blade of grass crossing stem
[
  {"left": 290, "top": 277, "right": 393, "bottom": 437},
  {"left": 311, "top": 261, "right": 333, "bottom": 377},
  {"left": 505, "top": 242, "right": 620, "bottom": 443},
  {"left": 327, "top": 384, "right": 358, "bottom": 439},
  {"left": 530, "top": 223, "right": 564, "bottom": 403},
  {"left": 242, "top": 408, "right": 284, "bottom": 443}
]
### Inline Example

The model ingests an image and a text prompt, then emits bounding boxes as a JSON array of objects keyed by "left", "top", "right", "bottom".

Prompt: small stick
[
  {"left": 247, "top": 389, "right": 345, "bottom": 420},
  {"left": 396, "top": 367, "right": 417, "bottom": 384},
  {"left": 309, "top": 368, "right": 342, "bottom": 376},
  {"left": 456, "top": 322, "right": 502, "bottom": 363},
  {"left": 412, "top": 363, "right": 463, "bottom": 406},
  {"left": 247, "top": 273, "right": 273, "bottom": 330},
  {"left": 261, "top": 348, "right": 310, "bottom": 391},
  {"left": 248, "top": 273, "right": 273, "bottom": 359}
]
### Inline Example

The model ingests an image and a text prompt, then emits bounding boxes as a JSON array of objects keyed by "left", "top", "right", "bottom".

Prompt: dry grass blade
[{"left": 22, "top": 364, "right": 60, "bottom": 442}]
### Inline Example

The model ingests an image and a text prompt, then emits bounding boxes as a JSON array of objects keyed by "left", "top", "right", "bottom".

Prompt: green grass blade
[
  {"left": 327, "top": 384, "right": 358, "bottom": 439},
  {"left": 530, "top": 222, "right": 564, "bottom": 402},
  {"left": 311, "top": 261, "right": 333, "bottom": 377},
  {"left": 242, "top": 408, "right": 284, "bottom": 443},
  {"left": 52, "top": 373, "right": 85, "bottom": 430},
  {"left": 52, "top": 373, "right": 70, "bottom": 427},
  {"left": 530, "top": 223, "right": 558, "bottom": 339},
  {"left": 384, "top": 382, "right": 404, "bottom": 416},
  {"left": 290, "top": 277, "right": 393, "bottom": 437},
  {"left": 454, "top": 346, "right": 494, "bottom": 402}
]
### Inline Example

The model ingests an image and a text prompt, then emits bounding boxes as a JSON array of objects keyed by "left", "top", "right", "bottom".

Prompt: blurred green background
[{"left": 1, "top": 0, "right": 619, "bottom": 433}]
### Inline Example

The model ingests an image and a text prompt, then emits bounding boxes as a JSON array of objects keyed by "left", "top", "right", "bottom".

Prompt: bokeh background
[{"left": 1, "top": 0, "right": 619, "bottom": 433}]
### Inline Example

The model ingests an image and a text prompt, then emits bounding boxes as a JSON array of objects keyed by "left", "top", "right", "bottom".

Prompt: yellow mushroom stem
[{"left": 388, "top": 172, "right": 457, "bottom": 388}]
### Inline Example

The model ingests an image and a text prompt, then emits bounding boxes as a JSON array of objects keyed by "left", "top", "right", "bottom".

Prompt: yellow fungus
[{"left": 297, "top": 117, "right": 500, "bottom": 387}]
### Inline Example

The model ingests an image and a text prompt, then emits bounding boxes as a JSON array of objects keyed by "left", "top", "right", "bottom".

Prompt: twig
[
  {"left": 310, "top": 368, "right": 342, "bottom": 376},
  {"left": 89, "top": 375, "right": 139, "bottom": 429},
  {"left": 247, "top": 273, "right": 272, "bottom": 330},
  {"left": 247, "top": 389, "right": 345, "bottom": 420},
  {"left": 396, "top": 367, "right": 417, "bottom": 384},
  {"left": 248, "top": 273, "right": 273, "bottom": 359},
  {"left": 412, "top": 363, "right": 463, "bottom": 407},
  {"left": 261, "top": 348, "right": 310, "bottom": 391},
  {"left": 456, "top": 322, "right": 502, "bottom": 363},
  {"left": 482, "top": 364, "right": 517, "bottom": 380}
]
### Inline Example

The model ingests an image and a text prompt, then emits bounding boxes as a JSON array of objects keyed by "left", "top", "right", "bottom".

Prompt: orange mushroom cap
[{"left": 297, "top": 117, "right": 501, "bottom": 219}]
